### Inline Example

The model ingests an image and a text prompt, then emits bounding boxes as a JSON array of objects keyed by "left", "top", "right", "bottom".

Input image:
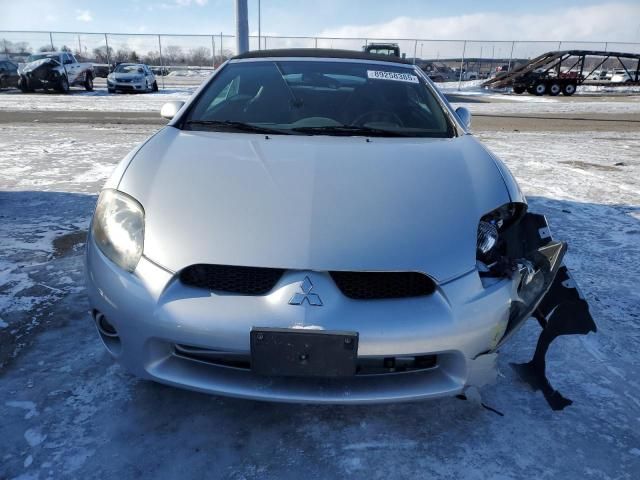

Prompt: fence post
[
  {"left": 211, "top": 35, "right": 216, "bottom": 67},
  {"left": 49, "top": 32, "right": 54, "bottom": 50},
  {"left": 507, "top": 41, "right": 515, "bottom": 71},
  {"left": 413, "top": 40, "right": 418, "bottom": 64},
  {"left": 604, "top": 42, "right": 608, "bottom": 52},
  {"left": 158, "top": 35, "right": 165, "bottom": 90},
  {"left": 104, "top": 33, "right": 111, "bottom": 72},
  {"left": 458, "top": 41, "right": 466, "bottom": 91},
  {"left": 315, "top": 37, "right": 318, "bottom": 49},
  {"left": 3, "top": 38, "right": 8, "bottom": 55},
  {"left": 558, "top": 41, "right": 562, "bottom": 51}
]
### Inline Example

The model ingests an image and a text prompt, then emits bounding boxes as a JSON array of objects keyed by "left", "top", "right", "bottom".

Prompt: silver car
[
  {"left": 107, "top": 63, "right": 158, "bottom": 93},
  {"left": 86, "top": 49, "right": 595, "bottom": 408}
]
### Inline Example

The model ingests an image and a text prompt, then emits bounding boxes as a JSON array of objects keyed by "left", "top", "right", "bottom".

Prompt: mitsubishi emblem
[{"left": 289, "top": 276, "right": 323, "bottom": 306}]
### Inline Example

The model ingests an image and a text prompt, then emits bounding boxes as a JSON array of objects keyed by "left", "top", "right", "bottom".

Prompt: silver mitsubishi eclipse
[{"left": 86, "top": 49, "right": 595, "bottom": 409}]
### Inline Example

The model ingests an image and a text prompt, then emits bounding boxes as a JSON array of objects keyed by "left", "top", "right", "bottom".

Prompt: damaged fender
[{"left": 479, "top": 211, "right": 597, "bottom": 410}]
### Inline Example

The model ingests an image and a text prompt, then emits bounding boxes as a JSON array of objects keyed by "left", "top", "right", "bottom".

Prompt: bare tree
[
  {"left": 188, "top": 46, "right": 211, "bottom": 66},
  {"left": 163, "top": 45, "right": 184, "bottom": 65},
  {"left": 93, "top": 45, "right": 111, "bottom": 63}
]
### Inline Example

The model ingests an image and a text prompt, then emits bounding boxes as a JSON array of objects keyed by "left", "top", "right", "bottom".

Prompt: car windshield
[
  {"left": 27, "top": 54, "right": 58, "bottom": 62},
  {"left": 115, "top": 64, "right": 142, "bottom": 73},
  {"left": 183, "top": 60, "right": 454, "bottom": 137}
]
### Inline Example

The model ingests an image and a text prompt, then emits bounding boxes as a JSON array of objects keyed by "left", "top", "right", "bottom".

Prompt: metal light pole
[{"left": 236, "top": 0, "right": 249, "bottom": 54}]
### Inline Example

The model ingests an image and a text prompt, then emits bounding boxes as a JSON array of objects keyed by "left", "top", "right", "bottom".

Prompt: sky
[{"left": 1, "top": 0, "right": 640, "bottom": 42}]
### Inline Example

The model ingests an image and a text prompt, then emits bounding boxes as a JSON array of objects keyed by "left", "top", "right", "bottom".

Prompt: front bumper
[
  {"left": 85, "top": 212, "right": 594, "bottom": 405},
  {"left": 86, "top": 242, "right": 518, "bottom": 403},
  {"left": 108, "top": 80, "right": 146, "bottom": 91}
]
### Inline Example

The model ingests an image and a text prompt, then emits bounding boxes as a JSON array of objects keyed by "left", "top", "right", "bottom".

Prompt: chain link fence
[{"left": 2, "top": 30, "right": 640, "bottom": 88}]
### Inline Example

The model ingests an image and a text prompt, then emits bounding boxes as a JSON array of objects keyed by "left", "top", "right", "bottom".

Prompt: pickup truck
[{"left": 18, "top": 52, "right": 94, "bottom": 93}]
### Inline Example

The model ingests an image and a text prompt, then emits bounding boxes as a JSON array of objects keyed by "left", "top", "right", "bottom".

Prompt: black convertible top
[{"left": 231, "top": 48, "right": 412, "bottom": 65}]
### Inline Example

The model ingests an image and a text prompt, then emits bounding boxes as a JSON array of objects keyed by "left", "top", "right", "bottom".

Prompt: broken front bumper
[
  {"left": 481, "top": 212, "right": 597, "bottom": 410},
  {"left": 84, "top": 211, "right": 595, "bottom": 407}
]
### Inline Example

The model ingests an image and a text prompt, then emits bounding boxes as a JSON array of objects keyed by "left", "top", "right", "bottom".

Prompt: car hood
[
  {"left": 19, "top": 58, "right": 57, "bottom": 74},
  {"left": 118, "top": 127, "right": 511, "bottom": 282}
]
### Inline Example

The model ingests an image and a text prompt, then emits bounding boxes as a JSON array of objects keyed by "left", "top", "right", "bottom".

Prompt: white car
[
  {"left": 610, "top": 69, "right": 639, "bottom": 83},
  {"left": 107, "top": 63, "right": 158, "bottom": 93}
]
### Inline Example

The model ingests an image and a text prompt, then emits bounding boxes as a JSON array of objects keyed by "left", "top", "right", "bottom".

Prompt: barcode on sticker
[{"left": 367, "top": 70, "right": 419, "bottom": 83}]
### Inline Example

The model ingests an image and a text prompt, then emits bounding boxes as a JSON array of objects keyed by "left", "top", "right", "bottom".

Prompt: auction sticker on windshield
[{"left": 367, "top": 70, "right": 419, "bottom": 83}]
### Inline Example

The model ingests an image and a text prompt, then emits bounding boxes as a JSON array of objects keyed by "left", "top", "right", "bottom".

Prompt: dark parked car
[{"left": 0, "top": 60, "right": 19, "bottom": 89}]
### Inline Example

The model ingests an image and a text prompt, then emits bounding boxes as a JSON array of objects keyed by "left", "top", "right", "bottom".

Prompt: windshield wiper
[
  {"left": 184, "top": 120, "right": 293, "bottom": 135},
  {"left": 290, "top": 125, "right": 412, "bottom": 137}
]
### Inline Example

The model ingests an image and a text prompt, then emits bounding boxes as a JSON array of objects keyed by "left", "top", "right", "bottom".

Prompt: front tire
[
  {"left": 57, "top": 75, "right": 70, "bottom": 94},
  {"left": 108, "top": 88, "right": 115, "bottom": 94},
  {"left": 18, "top": 76, "right": 32, "bottom": 93},
  {"left": 152, "top": 81, "right": 158, "bottom": 92},
  {"left": 513, "top": 85, "right": 526, "bottom": 94},
  {"left": 84, "top": 74, "right": 94, "bottom": 91}
]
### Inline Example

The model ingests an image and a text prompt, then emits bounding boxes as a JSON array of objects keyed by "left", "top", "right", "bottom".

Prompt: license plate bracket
[{"left": 250, "top": 328, "right": 358, "bottom": 377}]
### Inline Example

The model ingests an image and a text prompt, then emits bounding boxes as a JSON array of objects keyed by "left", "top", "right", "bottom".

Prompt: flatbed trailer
[{"left": 482, "top": 50, "right": 640, "bottom": 96}]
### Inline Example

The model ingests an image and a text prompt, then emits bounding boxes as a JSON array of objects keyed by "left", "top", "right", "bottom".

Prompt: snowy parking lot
[{"left": 1, "top": 87, "right": 639, "bottom": 479}]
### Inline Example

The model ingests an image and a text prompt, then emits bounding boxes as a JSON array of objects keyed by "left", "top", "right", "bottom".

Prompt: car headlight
[
  {"left": 477, "top": 221, "right": 498, "bottom": 255},
  {"left": 134, "top": 75, "right": 143, "bottom": 81},
  {"left": 476, "top": 203, "right": 524, "bottom": 261},
  {"left": 91, "top": 189, "right": 144, "bottom": 272}
]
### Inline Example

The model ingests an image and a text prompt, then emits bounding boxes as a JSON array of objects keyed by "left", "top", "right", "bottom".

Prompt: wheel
[
  {"left": 84, "top": 74, "right": 94, "bottom": 91},
  {"left": 108, "top": 88, "right": 115, "bottom": 94},
  {"left": 57, "top": 75, "right": 70, "bottom": 93},
  {"left": 549, "top": 83, "right": 561, "bottom": 96},
  {"left": 562, "top": 83, "right": 576, "bottom": 96},
  {"left": 533, "top": 82, "right": 546, "bottom": 96},
  {"left": 18, "top": 76, "right": 32, "bottom": 93},
  {"left": 513, "top": 85, "right": 526, "bottom": 94},
  {"left": 152, "top": 81, "right": 158, "bottom": 92}
]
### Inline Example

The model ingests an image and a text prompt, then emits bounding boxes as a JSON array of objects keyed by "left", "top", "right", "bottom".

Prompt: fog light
[{"left": 95, "top": 311, "right": 118, "bottom": 338}]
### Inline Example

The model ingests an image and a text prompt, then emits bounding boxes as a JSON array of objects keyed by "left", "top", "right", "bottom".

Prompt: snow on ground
[
  {"left": 0, "top": 87, "right": 195, "bottom": 112},
  {"left": 459, "top": 97, "right": 640, "bottom": 115},
  {"left": 0, "top": 97, "right": 639, "bottom": 478}
]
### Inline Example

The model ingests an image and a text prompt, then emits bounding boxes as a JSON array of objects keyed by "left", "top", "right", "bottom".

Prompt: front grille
[
  {"left": 330, "top": 271, "right": 436, "bottom": 300},
  {"left": 180, "top": 264, "right": 284, "bottom": 295},
  {"left": 180, "top": 264, "right": 435, "bottom": 300}
]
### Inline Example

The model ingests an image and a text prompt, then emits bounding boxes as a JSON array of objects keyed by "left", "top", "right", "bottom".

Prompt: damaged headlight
[
  {"left": 477, "top": 221, "right": 498, "bottom": 255},
  {"left": 476, "top": 203, "right": 524, "bottom": 262},
  {"left": 91, "top": 189, "right": 144, "bottom": 272}
]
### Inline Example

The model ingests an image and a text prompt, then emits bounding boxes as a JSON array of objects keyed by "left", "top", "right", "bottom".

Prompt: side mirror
[
  {"left": 160, "top": 101, "right": 185, "bottom": 120},
  {"left": 455, "top": 106, "right": 471, "bottom": 130}
]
